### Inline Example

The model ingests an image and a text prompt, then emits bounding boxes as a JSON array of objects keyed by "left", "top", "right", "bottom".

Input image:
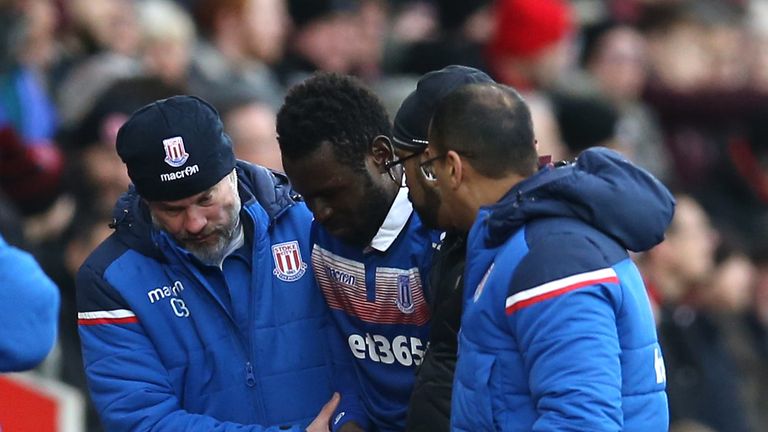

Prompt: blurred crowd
[{"left": 2, "top": 0, "right": 768, "bottom": 430}]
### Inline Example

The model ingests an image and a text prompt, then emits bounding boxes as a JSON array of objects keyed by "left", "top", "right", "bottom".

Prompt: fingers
[
  {"left": 320, "top": 392, "right": 341, "bottom": 416},
  {"left": 305, "top": 392, "right": 340, "bottom": 432}
]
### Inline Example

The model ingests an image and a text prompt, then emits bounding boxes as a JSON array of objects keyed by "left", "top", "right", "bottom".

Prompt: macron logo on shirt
[{"left": 505, "top": 268, "right": 619, "bottom": 315}]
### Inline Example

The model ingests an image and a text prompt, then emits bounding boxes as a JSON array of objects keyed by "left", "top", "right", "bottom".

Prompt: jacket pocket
[{"left": 452, "top": 351, "right": 496, "bottom": 431}]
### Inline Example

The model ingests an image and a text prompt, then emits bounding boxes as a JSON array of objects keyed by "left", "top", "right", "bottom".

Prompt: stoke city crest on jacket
[{"left": 272, "top": 240, "right": 307, "bottom": 282}]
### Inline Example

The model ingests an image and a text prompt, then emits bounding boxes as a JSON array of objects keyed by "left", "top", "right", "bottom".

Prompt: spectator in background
[
  {"left": 55, "top": 0, "right": 142, "bottom": 128},
  {"left": 13, "top": 0, "right": 59, "bottom": 74},
  {"left": 390, "top": 0, "right": 493, "bottom": 76},
  {"left": 578, "top": 21, "right": 672, "bottom": 182},
  {"left": 581, "top": 22, "right": 649, "bottom": 106},
  {"left": 136, "top": 0, "right": 196, "bottom": 87},
  {"left": 748, "top": 0, "right": 768, "bottom": 91},
  {"left": 346, "top": 0, "right": 389, "bottom": 81},
  {"left": 66, "top": 0, "right": 140, "bottom": 59},
  {"left": 638, "top": 194, "right": 751, "bottom": 432},
  {"left": 525, "top": 93, "right": 567, "bottom": 162},
  {"left": 693, "top": 104, "right": 768, "bottom": 258},
  {"left": 706, "top": 242, "right": 768, "bottom": 431},
  {"left": 639, "top": 1, "right": 766, "bottom": 190},
  {"left": 190, "top": 0, "right": 287, "bottom": 109},
  {"left": 426, "top": 83, "right": 671, "bottom": 430},
  {"left": 638, "top": 193, "right": 717, "bottom": 315},
  {"left": 0, "top": 2, "right": 58, "bottom": 148},
  {"left": 0, "top": 233, "right": 60, "bottom": 372},
  {"left": 0, "top": 123, "right": 64, "bottom": 227},
  {"left": 745, "top": 249, "right": 768, "bottom": 430},
  {"left": 550, "top": 92, "right": 620, "bottom": 159},
  {"left": 219, "top": 96, "right": 283, "bottom": 171},
  {"left": 484, "top": 0, "right": 575, "bottom": 167},
  {"left": 486, "top": 0, "right": 574, "bottom": 92},
  {"left": 0, "top": 2, "right": 70, "bottom": 247},
  {"left": 280, "top": 0, "right": 359, "bottom": 86}
]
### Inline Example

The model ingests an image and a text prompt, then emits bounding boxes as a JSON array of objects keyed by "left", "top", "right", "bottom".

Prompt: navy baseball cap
[
  {"left": 392, "top": 65, "right": 495, "bottom": 152},
  {"left": 116, "top": 95, "right": 236, "bottom": 202}
]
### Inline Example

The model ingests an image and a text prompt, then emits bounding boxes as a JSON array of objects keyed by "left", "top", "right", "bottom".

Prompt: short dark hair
[
  {"left": 276, "top": 72, "right": 391, "bottom": 172},
  {"left": 429, "top": 83, "right": 537, "bottom": 178}
]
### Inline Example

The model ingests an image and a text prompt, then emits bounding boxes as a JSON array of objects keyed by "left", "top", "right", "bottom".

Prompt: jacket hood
[
  {"left": 110, "top": 160, "right": 300, "bottom": 259},
  {"left": 485, "top": 147, "right": 675, "bottom": 252}
]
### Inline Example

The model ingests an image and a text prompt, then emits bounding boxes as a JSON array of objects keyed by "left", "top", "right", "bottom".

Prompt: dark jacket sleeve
[{"left": 405, "top": 234, "right": 466, "bottom": 432}]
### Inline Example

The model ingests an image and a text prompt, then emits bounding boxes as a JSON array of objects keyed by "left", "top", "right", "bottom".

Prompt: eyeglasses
[
  {"left": 419, "top": 150, "right": 475, "bottom": 182},
  {"left": 384, "top": 150, "right": 424, "bottom": 187},
  {"left": 418, "top": 153, "right": 446, "bottom": 182}
]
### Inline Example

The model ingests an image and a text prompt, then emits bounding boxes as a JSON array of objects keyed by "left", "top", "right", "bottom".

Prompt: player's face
[
  {"left": 149, "top": 171, "right": 241, "bottom": 265},
  {"left": 283, "top": 141, "right": 393, "bottom": 246},
  {"left": 396, "top": 148, "right": 445, "bottom": 229}
]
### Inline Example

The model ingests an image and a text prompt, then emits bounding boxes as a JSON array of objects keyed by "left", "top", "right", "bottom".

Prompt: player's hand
[{"left": 306, "top": 392, "right": 340, "bottom": 432}]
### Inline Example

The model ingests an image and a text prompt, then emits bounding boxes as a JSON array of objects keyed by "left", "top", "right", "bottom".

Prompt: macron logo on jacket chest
[
  {"left": 147, "top": 280, "right": 190, "bottom": 318},
  {"left": 147, "top": 280, "right": 185, "bottom": 303}
]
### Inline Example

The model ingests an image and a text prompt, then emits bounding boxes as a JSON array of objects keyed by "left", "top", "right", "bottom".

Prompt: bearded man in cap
[
  {"left": 389, "top": 65, "right": 495, "bottom": 431},
  {"left": 76, "top": 95, "right": 344, "bottom": 431}
]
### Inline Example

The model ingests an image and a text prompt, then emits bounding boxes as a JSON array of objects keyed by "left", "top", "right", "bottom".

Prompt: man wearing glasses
[
  {"left": 388, "top": 65, "right": 494, "bottom": 431},
  {"left": 425, "top": 82, "right": 671, "bottom": 430},
  {"left": 276, "top": 72, "right": 440, "bottom": 432}
]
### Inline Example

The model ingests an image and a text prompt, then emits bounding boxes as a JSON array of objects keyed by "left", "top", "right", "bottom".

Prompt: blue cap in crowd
[
  {"left": 116, "top": 95, "right": 236, "bottom": 202},
  {"left": 392, "top": 65, "right": 495, "bottom": 152}
]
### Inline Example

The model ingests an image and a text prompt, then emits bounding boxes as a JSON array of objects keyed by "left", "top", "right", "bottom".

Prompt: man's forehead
[
  {"left": 286, "top": 140, "right": 340, "bottom": 167},
  {"left": 285, "top": 156, "right": 351, "bottom": 192}
]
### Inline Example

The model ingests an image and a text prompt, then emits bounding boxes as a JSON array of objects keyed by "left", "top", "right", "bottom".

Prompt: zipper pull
[{"left": 245, "top": 361, "right": 256, "bottom": 387}]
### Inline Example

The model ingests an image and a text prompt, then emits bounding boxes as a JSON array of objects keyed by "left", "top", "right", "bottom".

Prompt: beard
[
  {"left": 179, "top": 211, "right": 240, "bottom": 266},
  {"left": 153, "top": 195, "right": 242, "bottom": 266},
  {"left": 412, "top": 184, "right": 442, "bottom": 230}
]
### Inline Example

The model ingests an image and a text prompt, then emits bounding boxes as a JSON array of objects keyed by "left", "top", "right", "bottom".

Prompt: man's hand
[{"left": 306, "top": 392, "right": 340, "bottom": 432}]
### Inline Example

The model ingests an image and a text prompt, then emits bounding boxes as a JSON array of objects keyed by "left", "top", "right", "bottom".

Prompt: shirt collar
[
  {"left": 368, "top": 187, "right": 413, "bottom": 253},
  {"left": 215, "top": 218, "right": 244, "bottom": 268}
]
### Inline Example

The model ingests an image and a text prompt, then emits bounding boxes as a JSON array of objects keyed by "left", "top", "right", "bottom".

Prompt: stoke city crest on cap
[{"left": 163, "top": 136, "right": 190, "bottom": 167}]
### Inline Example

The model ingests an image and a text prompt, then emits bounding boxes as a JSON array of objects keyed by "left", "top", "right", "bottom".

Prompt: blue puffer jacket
[
  {"left": 452, "top": 148, "right": 673, "bottom": 431},
  {"left": 77, "top": 161, "right": 339, "bottom": 431}
]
